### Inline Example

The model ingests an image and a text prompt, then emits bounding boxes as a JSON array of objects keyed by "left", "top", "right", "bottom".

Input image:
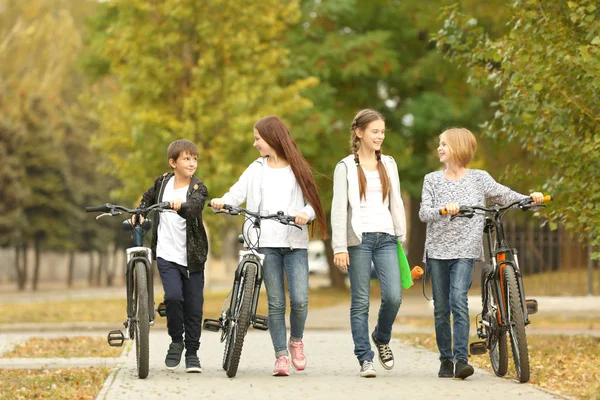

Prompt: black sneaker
[
  {"left": 438, "top": 359, "right": 454, "bottom": 378},
  {"left": 185, "top": 354, "right": 202, "bottom": 373},
  {"left": 454, "top": 359, "right": 474, "bottom": 379},
  {"left": 371, "top": 332, "right": 394, "bottom": 370},
  {"left": 165, "top": 342, "right": 184, "bottom": 370}
]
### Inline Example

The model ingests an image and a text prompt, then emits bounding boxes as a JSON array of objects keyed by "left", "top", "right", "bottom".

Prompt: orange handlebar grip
[
  {"left": 411, "top": 266, "right": 424, "bottom": 280},
  {"left": 440, "top": 208, "right": 448, "bottom": 215},
  {"left": 543, "top": 195, "right": 552, "bottom": 202}
]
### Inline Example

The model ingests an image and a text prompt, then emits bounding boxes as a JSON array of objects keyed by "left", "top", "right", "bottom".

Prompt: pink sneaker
[
  {"left": 273, "top": 356, "right": 290, "bottom": 376},
  {"left": 288, "top": 339, "right": 307, "bottom": 371}
]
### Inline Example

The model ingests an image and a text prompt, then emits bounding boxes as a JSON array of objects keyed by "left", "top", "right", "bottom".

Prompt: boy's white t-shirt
[
  {"left": 156, "top": 177, "right": 188, "bottom": 266},
  {"left": 259, "top": 163, "right": 295, "bottom": 247},
  {"left": 359, "top": 169, "right": 395, "bottom": 235}
]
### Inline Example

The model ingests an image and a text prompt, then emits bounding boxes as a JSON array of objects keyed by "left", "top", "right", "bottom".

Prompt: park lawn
[
  {"left": 0, "top": 367, "right": 111, "bottom": 400},
  {"left": 3, "top": 337, "right": 122, "bottom": 358},
  {"left": 395, "top": 333, "right": 600, "bottom": 400},
  {"left": 0, "top": 286, "right": 350, "bottom": 324}
]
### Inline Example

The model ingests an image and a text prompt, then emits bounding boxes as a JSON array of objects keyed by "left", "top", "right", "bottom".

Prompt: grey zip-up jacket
[
  {"left": 331, "top": 154, "right": 407, "bottom": 254},
  {"left": 139, "top": 172, "right": 209, "bottom": 272}
]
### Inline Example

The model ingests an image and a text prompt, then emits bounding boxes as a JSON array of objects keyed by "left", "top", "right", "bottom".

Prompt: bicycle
[
  {"left": 442, "top": 194, "right": 551, "bottom": 383},
  {"left": 203, "top": 204, "right": 304, "bottom": 378},
  {"left": 85, "top": 201, "right": 173, "bottom": 379}
]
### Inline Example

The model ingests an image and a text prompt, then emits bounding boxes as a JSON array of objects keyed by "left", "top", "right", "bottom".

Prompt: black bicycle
[
  {"left": 203, "top": 204, "right": 303, "bottom": 378},
  {"left": 85, "top": 201, "right": 172, "bottom": 379},
  {"left": 443, "top": 195, "right": 551, "bottom": 383}
]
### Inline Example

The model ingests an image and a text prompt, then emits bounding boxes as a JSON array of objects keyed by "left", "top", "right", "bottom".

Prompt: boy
[{"left": 136, "top": 139, "right": 209, "bottom": 373}]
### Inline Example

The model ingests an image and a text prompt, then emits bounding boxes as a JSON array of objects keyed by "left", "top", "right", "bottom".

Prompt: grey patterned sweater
[{"left": 419, "top": 169, "right": 527, "bottom": 262}]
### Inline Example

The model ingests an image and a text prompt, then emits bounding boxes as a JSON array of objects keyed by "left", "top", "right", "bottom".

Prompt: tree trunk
[
  {"left": 15, "top": 245, "right": 27, "bottom": 291},
  {"left": 323, "top": 237, "right": 346, "bottom": 290},
  {"left": 88, "top": 251, "right": 95, "bottom": 285},
  {"left": 408, "top": 196, "right": 427, "bottom": 269},
  {"left": 106, "top": 244, "right": 119, "bottom": 287},
  {"left": 95, "top": 251, "right": 105, "bottom": 287},
  {"left": 32, "top": 236, "right": 42, "bottom": 291},
  {"left": 67, "top": 250, "right": 75, "bottom": 287}
]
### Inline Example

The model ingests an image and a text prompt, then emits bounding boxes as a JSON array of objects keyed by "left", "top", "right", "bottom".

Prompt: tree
[
  {"left": 85, "top": 0, "right": 317, "bottom": 202},
  {"left": 281, "top": 0, "right": 504, "bottom": 280},
  {"left": 0, "top": 0, "right": 119, "bottom": 289},
  {"left": 436, "top": 0, "right": 600, "bottom": 256}
]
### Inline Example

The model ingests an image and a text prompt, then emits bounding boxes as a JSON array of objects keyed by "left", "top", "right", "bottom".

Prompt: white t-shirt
[
  {"left": 259, "top": 163, "right": 295, "bottom": 247},
  {"left": 156, "top": 177, "right": 188, "bottom": 266},
  {"left": 359, "top": 169, "right": 395, "bottom": 235}
]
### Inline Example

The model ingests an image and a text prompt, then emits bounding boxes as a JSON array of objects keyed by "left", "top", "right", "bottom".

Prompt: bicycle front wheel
[
  {"left": 503, "top": 264, "right": 530, "bottom": 383},
  {"left": 134, "top": 261, "right": 150, "bottom": 379},
  {"left": 482, "top": 268, "right": 508, "bottom": 377},
  {"left": 225, "top": 263, "right": 256, "bottom": 378}
]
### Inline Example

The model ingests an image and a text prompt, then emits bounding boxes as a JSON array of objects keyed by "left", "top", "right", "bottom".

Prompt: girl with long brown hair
[
  {"left": 331, "top": 109, "right": 407, "bottom": 378},
  {"left": 211, "top": 116, "right": 327, "bottom": 376}
]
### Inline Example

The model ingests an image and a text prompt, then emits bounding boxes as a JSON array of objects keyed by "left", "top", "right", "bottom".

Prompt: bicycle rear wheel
[
  {"left": 224, "top": 263, "right": 256, "bottom": 378},
  {"left": 134, "top": 262, "right": 150, "bottom": 379},
  {"left": 482, "top": 269, "right": 508, "bottom": 377},
  {"left": 503, "top": 264, "right": 530, "bottom": 383}
]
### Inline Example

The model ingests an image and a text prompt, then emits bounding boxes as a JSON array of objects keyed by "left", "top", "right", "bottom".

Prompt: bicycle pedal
[
  {"left": 469, "top": 341, "right": 487, "bottom": 356},
  {"left": 107, "top": 330, "right": 125, "bottom": 347},
  {"left": 156, "top": 302, "right": 167, "bottom": 317},
  {"left": 203, "top": 318, "right": 222, "bottom": 332},
  {"left": 526, "top": 299, "right": 538, "bottom": 315},
  {"left": 253, "top": 314, "right": 268, "bottom": 331}
]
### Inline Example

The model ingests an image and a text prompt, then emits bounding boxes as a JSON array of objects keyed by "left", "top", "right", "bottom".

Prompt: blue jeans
[
  {"left": 348, "top": 233, "right": 402, "bottom": 364},
  {"left": 258, "top": 248, "right": 309, "bottom": 358},
  {"left": 427, "top": 257, "right": 474, "bottom": 362}
]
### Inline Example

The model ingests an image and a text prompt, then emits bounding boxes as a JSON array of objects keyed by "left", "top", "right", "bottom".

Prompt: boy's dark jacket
[{"left": 139, "top": 172, "right": 209, "bottom": 272}]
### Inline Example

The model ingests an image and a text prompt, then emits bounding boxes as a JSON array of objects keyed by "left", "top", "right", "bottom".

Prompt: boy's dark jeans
[{"left": 156, "top": 257, "right": 204, "bottom": 353}]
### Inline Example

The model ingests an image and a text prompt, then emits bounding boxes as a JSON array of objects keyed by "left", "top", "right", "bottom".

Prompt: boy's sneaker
[
  {"left": 360, "top": 360, "right": 377, "bottom": 378},
  {"left": 185, "top": 354, "right": 202, "bottom": 373},
  {"left": 165, "top": 342, "right": 184, "bottom": 370},
  {"left": 438, "top": 359, "right": 454, "bottom": 378},
  {"left": 288, "top": 339, "right": 307, "bottom": 371},
  {"left": 371, "top": 332, "right": 394, "bottom": 370},
  {"left": 454, "top": 359, "right": 474, "bottom": 379},
  {"left": 273, "top": 356, "right": 290, "bottom": 376}
]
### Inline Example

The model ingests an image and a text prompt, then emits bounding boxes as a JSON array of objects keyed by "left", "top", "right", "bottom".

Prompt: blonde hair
[{"left": 440, "top": 128, "right": 477, "bottom": 167}]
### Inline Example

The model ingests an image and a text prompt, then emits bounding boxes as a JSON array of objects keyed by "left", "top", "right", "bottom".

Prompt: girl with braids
[
  {"left": 331, "top": 109, "right": 407, "bottom": 378},
  {"left": 210, "top": 116, "right": 327, "bottom": 376}
]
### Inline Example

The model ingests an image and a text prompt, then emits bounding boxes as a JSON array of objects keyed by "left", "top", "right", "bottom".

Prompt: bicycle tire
[
  {"left": 225, "top": 263, "right": 256, "bottom": 378},
  {"left": 482, "top": 268, "right": 508, "bottom": 377},
  {"left": 134, "top": 261, "right": 150, "bottom": 379},
  {"left": 503, "top": 264, "right": 530, "bottom": 383},
  {"left": 222, "top": 321, "right": 233, "bottom": 371}
]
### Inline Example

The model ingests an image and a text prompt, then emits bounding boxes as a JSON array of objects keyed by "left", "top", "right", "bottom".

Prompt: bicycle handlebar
[
  {"left": 212, "top": 204, "right": 305, "bottom": 230},
  {"left": 85, "top": 201, "right": 172, "bottom": 217},
  {"left": 439, "top": 195, "right": 552, "bottom": 217}
]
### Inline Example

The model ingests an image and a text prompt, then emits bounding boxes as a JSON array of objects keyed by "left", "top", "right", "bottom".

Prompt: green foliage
[
  {"left": 436, "top": 1, "right": 600, "bottom": 254},
  {"left": 0, "top": 120, "right": 27, "bottom": 245},
  {"left": 0, "top": 0, "right": 118, "bottom": 252},
  {"left": 86, "top": 0, "right": 317, "bottom": 205}
]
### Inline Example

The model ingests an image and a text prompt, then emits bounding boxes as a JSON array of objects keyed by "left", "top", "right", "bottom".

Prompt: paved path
[{"left": 94, "top": 330, "right": 563, "bottom": 400}]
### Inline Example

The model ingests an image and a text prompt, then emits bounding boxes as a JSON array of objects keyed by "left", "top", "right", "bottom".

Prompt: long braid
[
  {"left": 351, "top": 120, "right": 367, "bottom": 201},
  {"left": 375, "top": 149, "right": 390, "bottom": 201}
]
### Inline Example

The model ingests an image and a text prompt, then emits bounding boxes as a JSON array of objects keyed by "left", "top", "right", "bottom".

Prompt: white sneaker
[{"left": 360, "top": 360, "right": 377, "bottom": 378}]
